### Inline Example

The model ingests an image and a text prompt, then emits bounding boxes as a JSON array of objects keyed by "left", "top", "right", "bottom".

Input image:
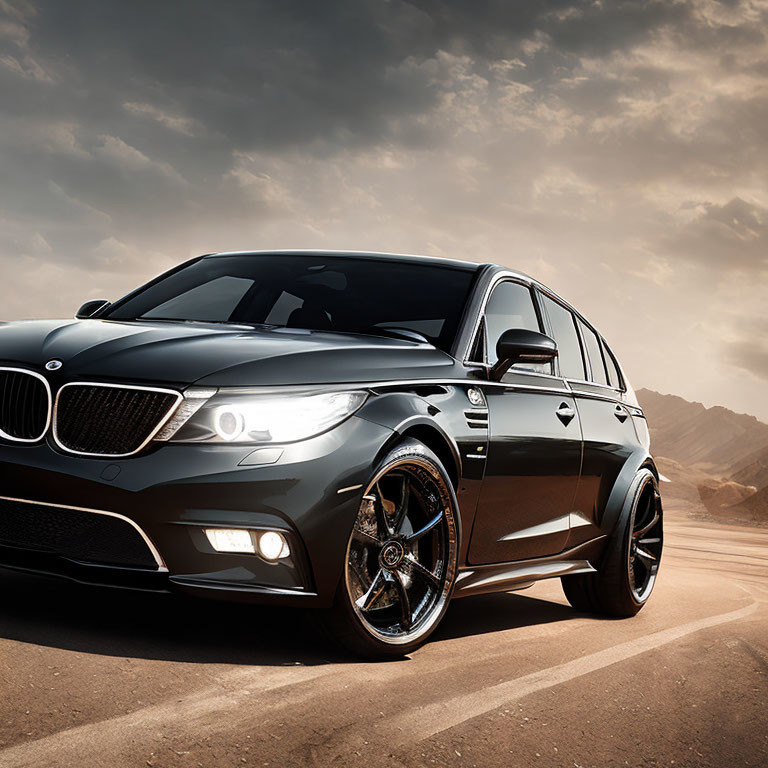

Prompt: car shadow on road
[
  {"left": 436, "top": 588, "right": 577, "bottom": 642},
  {"left": 0, "top": 570, "right": 577, "bottom": 665}
]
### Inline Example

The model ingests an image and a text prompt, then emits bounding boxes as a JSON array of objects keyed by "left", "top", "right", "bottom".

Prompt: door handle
[
  {"left": 614, "top": 404, "right": 628, "bottom": 423},
  {"left": 555, "top": 402, "right": 575, "bottom": 426}
]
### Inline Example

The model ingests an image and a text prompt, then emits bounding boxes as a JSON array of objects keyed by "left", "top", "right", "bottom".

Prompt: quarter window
[
  {"left": 601, "top": 339, "right": 623, "bottom": 390},
  {"left": 577, "top": 319, "right": 609, "bottom": 386},
  {"left": 540, "top": 295, "right": 586, "bottom": 380}
]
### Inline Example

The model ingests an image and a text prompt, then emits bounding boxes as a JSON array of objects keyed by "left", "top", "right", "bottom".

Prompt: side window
[
  {"left": 540, "top": 295, "right": 586, "bottom": 380},
  {"left": 601, "top": 339, "right": 624, "bottom": 390},
  {"left": 577, "top": 318, "right": 609, "bottom": 386},
  {"left": 483, "top": 281, "right": 550, "bottom": 373}
]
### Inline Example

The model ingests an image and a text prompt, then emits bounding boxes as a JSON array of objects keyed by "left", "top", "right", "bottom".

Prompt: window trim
[
  {"left": 538, "top": 290, "right": 588, "bottom": 382},
  {"left": 599, "top": 336, "right": 626, "bottom": 392},
  {"left": 576, "top": 315, "right": 611, "bottom": 387},
  {"left": 464, "top": 276, "right": 554, "bottom": 377},
  {"left": 536, "top": 285, "right": 627, "bottom": 394}
]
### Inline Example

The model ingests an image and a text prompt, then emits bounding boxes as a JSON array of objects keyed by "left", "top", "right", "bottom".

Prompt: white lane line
[
  {"left": 0, "top": 617, "right": 587, "bottom": 768},
  {"left": 0, "top": 665, "right": 335, "bottom": 768},
  {"left": 387, "top": 600, "right": 760, "bottom": 745}
]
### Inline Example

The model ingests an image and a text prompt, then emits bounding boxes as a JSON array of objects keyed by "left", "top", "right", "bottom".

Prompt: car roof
[{"left": 206, "top": 249, "right": 492, "bottom": 273}]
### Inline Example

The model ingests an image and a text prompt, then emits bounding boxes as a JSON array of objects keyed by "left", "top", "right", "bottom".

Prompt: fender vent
[{"left": 464, "top": 409, "right": 488, "bottom": 429}]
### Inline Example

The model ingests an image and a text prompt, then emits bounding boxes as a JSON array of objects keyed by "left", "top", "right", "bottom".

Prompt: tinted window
[
  {"left": 602, "top": 339, "right": 623, "bottom": 389},
  {"left": 143, "top": 276, "right": 253, "bottom": 321},
  {"left": 541, "top": 295, "right": 586, "bottom": 380},
  {"left": 485, "top": 282, "right": 540, "bottom": 358},
  {"left": 483, "top": 281, "right": 550, "bottom": 373},
  {"left": 107, "top": 255, "right": 477, "bottom": 352},
  {"left": 577, "top": 318, "right": 609, "bottom": 386}
]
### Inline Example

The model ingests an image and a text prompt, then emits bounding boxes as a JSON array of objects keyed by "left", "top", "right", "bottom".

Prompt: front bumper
[{"left": 0, "top": 416, "right": 394, "bottom": 608}]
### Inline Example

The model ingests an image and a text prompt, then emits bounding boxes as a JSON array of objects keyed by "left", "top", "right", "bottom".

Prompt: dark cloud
[{"left": 0, "top": 0, "right": 767, "bottom": 419}]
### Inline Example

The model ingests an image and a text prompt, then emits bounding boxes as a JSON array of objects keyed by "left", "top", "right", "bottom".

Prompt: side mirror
[
  {"left": 490, "top": 328, "right": 558, "bottom": 381},
  {"left": 76, "top": 299, "right": 111, "bottom": 319}
]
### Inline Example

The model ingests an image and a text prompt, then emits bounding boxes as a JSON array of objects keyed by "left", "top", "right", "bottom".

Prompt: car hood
[{"left": 0, "top": 319, "right": 461, "bottom": 388}]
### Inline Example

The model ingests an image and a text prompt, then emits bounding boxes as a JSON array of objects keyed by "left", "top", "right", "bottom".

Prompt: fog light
[
  {"left": 258, "top": 531, "right": 290, "bottom": 561},
  {"left": 205, "top": 528, "right": 255, "bottom": 554}
]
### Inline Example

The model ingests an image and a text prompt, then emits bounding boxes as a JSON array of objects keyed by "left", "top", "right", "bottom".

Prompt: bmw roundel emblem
[{"left": 45, "top": 359, "right": 63, "bottom": 371}]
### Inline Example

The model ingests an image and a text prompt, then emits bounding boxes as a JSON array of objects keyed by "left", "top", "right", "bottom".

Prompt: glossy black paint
[{"left": 0, "top": 251, "right": 656, "bottom": 609}]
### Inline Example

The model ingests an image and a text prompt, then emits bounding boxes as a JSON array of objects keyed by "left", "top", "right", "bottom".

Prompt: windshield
[{"left": 105, "top": 254, "right": 478, "bottom": 352}]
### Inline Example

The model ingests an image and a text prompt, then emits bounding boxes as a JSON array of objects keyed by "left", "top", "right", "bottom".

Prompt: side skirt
[{"left": 453, "top": 536, "right": 606, "bottom": 599}]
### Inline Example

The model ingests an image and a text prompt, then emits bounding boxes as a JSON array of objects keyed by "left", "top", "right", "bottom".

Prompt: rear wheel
[
  {"left": 562, "top": 469, "right": 663, "bottom": 617},
  {"left": 322, "top": 439, "right": 459, "bottom": 659}
]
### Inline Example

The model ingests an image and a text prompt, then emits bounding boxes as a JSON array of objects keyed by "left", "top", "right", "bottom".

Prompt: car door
[
  {"left": 467, "top": 280, "right": 583, "bottom": 564},
  {"left": 567, "top": 320, "right": 638, "bottom": 539}
]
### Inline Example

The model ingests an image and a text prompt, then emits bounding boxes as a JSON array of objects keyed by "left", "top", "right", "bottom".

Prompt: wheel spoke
[
  {"left": 356, "top": 569, "right": 389, "bottom": 612},
  {"left": 392, "top": 475, "right": 411, "bottom": 534},
  {"left": 403, "top": 555, "right": 441, "bottom": 589},
  {"left": 406, "top": 511, "right": 444, "bottom": 543},
  {"left": 633, "top": 512, "right": 659, "bottom": 538},
  {"left": 391, "top": 569, "right": 412, "bottom": 630},
  {"left": 639, "top": 537, "right": 661, "bottom": 545},
  {"left": 365, "top": 489, "right": 393, "bottom": 538},
  {"left": 353, "top": 526, "right": 383, "bottom": 546},
  {"left": 636, "top": 546, "right": 657, "bottom": 562}
]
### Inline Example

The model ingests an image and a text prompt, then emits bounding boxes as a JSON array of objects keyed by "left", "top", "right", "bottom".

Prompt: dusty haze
[{"left": 1, "top": 0, "right": 767, "bottom": 418}]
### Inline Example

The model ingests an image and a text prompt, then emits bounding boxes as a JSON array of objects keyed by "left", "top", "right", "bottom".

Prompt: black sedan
[{"left": 0, "top": 251, "right": 663, "bottom": 657}]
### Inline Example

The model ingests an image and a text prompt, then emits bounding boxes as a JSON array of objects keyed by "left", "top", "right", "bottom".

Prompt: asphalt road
[{"left": 0, "top": 508, "right": 766, "bottom": 768}]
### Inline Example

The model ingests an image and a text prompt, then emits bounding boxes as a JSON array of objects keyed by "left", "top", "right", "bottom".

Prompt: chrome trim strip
[
  {"left": 568, "top": 389, "right": 626, "bottom": 405},
  {"left": 0, "top": 495, "right": 167, "bottom": 571},
  {"left": 52, "top": 382, "right": 183, "bottom": 458},
  {"left": 337, "top": 484, "right": 363, "bottom": 494},
  {"left": 364, "top": 377, "right": 571, "bottom": 393},
  {"left": 466, "top": 453, "right": 487, "bottom": 459},
  {"left": 0, "top": 367, "right": 52, "bottom": 443}
]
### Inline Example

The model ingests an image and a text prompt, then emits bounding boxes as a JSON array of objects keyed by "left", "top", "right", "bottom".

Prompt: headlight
[{"left": 161, "top": 389, "right": 368, "bottom": 444}]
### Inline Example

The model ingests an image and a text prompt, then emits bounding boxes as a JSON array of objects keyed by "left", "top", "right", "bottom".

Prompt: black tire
[
  {"left": 562, "top": 469, "right": 663, "bottom": 617},
  {"left": 321, "top": 438, "right": 459, "bottom": 659}
]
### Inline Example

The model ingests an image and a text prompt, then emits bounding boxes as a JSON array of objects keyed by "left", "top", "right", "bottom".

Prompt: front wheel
[
  {"left": 562, "top": 469, "right": 663, "bottom": 617},
  {"left": 322, "top": 439, "right": 459, "bottom": 659}
]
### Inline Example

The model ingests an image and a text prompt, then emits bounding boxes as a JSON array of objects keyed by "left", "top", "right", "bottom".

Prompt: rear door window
[
  {"left": 540, "top": 295, "right": 586, "bottom": 380},
  {"left": 577, "top": 318, "right": 609, "bottom": 386}
]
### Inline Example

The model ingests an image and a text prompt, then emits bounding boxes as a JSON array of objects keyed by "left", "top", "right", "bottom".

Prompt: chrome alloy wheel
[
  {"left": 628, "top": 476, "right": 663, "bottom": 603},
  {"left": 344, "top": 458, "right": 458, "bottom": 646}
]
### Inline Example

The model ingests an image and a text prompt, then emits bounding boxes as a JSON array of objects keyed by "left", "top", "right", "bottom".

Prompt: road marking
[
  {"left": 386, "top": 600, "right": 760, "bottom": 745},
  {"left": 0, "top": 616, "right": 583, "bottom": 768},
  {"left": 0, "top": 664, "right": 336, "bottom": 768}
]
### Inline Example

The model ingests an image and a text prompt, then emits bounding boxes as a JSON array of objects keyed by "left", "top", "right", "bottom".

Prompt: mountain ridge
[{"left": 636, "top": 388, "right": 768, "bottom": 489}]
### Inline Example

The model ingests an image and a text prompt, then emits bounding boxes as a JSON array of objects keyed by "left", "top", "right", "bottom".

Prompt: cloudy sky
[{"left": 1, "top": 0, "right": 767, "bottom": 419}]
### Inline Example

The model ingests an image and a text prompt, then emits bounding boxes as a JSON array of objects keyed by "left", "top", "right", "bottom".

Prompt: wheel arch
[
  {"left": 357, "top": 391, "right": 463, "bottom": 489},
  {"left": 600, "top": 451, "right": 660, "bottom": 538}
]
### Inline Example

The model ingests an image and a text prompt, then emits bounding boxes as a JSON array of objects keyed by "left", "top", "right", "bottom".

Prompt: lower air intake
[{"left": 0, "top": 497, "right": 161, "bottom": 570}]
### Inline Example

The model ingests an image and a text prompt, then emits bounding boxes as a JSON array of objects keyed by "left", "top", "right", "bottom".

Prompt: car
[{"left": 0, "top": 250, "right": 663, "bottom": 658}]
